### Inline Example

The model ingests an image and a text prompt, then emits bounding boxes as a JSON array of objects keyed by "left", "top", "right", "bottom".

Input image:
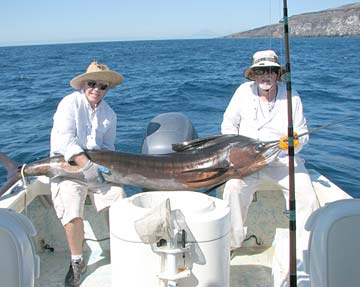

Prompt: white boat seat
[
  {"left": 304, "top": 199, "right": 360, "bottom": 287},
  {"left": 0, "top": 208, "right": 40, "bottom": 287}
]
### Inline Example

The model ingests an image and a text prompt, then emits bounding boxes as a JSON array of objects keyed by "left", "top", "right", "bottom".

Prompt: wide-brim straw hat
[
  {"left": 244, "top": 50, "right": 286, "bottom": 81},
  {"left": 70, "top": 61, "right": 124, "bottom": 90}
]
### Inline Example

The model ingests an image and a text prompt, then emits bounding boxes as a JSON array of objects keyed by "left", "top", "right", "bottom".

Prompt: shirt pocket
[
  {"left": 97, "top": 119, "right": 111, "bottom": 134},
  {"left": 94, "top": 119, "right": 111, "bottom": 146}
]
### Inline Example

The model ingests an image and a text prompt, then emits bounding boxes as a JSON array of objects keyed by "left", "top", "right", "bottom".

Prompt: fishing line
[
  {"left": 297, "top": 116, "right": 354, "bottom": 138},
  {"left": 268, "top": 0, "right": 273, "bottom": 48},
  {"left": 265, "top": 116, "right": 354, "bottom": 145}
]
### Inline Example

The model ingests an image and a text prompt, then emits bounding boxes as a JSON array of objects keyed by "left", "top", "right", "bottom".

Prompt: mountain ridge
[{"left": 224, "top": 2, "right": 360, "bottom": 38}]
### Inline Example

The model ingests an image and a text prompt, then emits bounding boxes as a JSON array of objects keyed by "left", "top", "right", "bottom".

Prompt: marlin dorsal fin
[{"left": 172, "top": 134, "right": 238, "bottom": 152}]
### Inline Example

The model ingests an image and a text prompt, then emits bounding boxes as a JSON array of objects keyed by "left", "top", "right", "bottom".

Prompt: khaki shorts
[{"left": 51, "top": 178, "right": 126, "bottom": 225}]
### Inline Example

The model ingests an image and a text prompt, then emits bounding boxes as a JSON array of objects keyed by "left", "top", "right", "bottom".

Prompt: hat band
[{"left": 254, "top": 57, "right": 279, "bottom": 64}]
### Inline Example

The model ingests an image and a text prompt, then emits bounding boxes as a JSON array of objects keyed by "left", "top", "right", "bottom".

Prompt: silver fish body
[{"left": 0, "top": 135, "right": 280, "bottom": 195}]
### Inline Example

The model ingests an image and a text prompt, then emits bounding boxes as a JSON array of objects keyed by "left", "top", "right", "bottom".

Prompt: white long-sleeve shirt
[
  {"left": 50, "top": 91, "right": 117, "bottom": 161},
  {"left": 221, "top": 81, "right": 309, "bottom": 158}
]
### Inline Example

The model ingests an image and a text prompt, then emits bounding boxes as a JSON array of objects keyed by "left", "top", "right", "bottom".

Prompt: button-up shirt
[
  {"left": 221, "top": 82, "right": 309, "bottom": 163},
  {"left": 50, "top": 91, "right": 117, "bottom": 161}
]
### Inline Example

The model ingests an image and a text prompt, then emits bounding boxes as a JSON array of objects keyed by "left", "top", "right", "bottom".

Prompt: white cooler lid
[{"left": 110, "top": 191, "right": 230, "bottom": 242}]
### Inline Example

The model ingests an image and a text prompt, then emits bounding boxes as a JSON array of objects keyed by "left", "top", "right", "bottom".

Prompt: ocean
[{"left": 0, "top": 38, "right": 359, "bottom": 197}]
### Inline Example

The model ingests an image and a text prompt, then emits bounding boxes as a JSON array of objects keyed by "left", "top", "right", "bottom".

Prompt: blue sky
[{"left": 1, "top": 0, "right": 358, "bottom": 46}]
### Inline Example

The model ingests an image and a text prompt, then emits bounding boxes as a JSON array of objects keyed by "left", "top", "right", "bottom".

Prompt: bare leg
[{"left": 64, "top": 217, "right": 84, "bottom": 255}]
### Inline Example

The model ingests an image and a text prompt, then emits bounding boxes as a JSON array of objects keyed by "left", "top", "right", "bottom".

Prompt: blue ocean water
[{"left": 0, "top": 38, "right": 359, "bottom": 197}]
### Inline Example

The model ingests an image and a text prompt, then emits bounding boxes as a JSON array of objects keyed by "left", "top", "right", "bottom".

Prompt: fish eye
[{"left": 255, "top": 143, "right": 265, "bottom": 152}]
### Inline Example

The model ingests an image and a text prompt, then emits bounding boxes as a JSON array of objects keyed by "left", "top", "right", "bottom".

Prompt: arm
[
  {"left": 51, "top": 94, "right": 110, "bottom": 183},
  {"left": 51, "top": 96, "right": 84, "bottom": 162}
]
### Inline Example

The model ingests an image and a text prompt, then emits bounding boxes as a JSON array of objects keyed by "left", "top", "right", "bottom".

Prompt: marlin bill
[{"left": 0, "top": 134, "right": 281, "bottom": 196}]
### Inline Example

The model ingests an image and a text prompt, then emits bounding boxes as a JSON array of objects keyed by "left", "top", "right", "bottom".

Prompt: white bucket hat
[
  {"left": 70, "top": 61, "right": 124, "bottom": 90},
  {"left": 243, "top": 50, "right": 285, "bottom": 80}
]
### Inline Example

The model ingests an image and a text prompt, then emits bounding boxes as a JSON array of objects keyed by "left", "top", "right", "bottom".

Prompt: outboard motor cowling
[{"left": 142, "top": 112, "right": 198, "bottom": 155}]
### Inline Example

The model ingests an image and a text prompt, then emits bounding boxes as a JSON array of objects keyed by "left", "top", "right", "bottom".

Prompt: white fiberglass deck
[
  {"left": 31, "top": 179, "right": 289, "bottom": 287},
  {"left": 0, "top": 170, "right": 351, "bottom": 287},
  {"left": 36, "top": 247, "right": 273, "bottom": 287}
]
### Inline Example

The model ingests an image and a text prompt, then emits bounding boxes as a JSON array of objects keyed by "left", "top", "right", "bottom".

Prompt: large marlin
[{"left": 0, "top": 134, "right": 281, "bottom": 196}]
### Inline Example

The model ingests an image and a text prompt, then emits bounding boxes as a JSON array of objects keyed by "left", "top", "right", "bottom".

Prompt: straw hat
[
  {"left": 70, "top": 61, "right": 124, "bottom": 90},
  {"left": 243, "top": 50, "right": 286, "bottom": 81}
]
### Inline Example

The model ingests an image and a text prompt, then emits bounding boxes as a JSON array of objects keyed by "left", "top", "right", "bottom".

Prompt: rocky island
[{"left": 225, "top": 2, "right": 360, "bottom": 38}]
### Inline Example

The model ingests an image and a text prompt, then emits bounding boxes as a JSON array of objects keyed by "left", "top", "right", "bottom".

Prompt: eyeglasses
[
  {"left": 252, "top": 67, "right": 280, "bottom": 76},
  {"left": 87, "top": 81, "right": 109, "bottom": 91}
]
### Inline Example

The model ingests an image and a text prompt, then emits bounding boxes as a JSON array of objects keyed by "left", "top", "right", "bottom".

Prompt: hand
[
  {"left": 81, "top": 160, "right": 110, "bottom": 183},
  {"left": 279, "top": 132, "right": 299, "bottom": 150}
]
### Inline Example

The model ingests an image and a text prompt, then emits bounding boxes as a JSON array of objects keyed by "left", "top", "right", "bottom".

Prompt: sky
[{"left": 1, "top": 0, "right": 358, "bottom": 46}]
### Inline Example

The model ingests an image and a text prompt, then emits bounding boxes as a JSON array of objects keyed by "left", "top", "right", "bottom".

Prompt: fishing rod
[
  {"left": 282, "top": 0, "right": 297, "bottom": 286},
  {"left": 265, "top": 116, "right": 354, "bottom": 145}
]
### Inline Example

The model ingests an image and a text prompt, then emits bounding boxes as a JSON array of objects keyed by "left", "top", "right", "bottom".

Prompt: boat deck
[
  {"left": 37, "top": 250, "right": 111, "bottom": 287},
  {"left": 1, "top": 170, "right": 351, "bottom": 287},
  {"left": 36, "top": 246, "right": 273, "bottom": 287},
  {"left": 31, "top": 181, "right": 284, "bottom": 287},
  {"left": 230, "top": 246, "right": 273, "bottom": 287},
  {"left": 26, "top": 178, "right": 280, "bottom": 287}
]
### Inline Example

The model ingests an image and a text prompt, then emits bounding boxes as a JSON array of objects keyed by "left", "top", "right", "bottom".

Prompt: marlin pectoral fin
[
  {"left": 182, "top": 161, "right": 230, "bottom": 183},
  {"left": 182, "top": 166, "right": 228, "bottom": 173},
  {"left": 186, "top": 168, "right": 228, "bottom": 183},
  {"left": 182, "top": 160, "right": 230, "bottom": 173},
  {"left": 172, "top": 134, "right": 238, "bottom": 152}
]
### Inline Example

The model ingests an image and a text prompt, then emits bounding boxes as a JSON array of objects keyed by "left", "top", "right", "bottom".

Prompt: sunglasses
[
  {"left": 252, "top": 67, "right": 280, "bottom": 76},
  {"left": 87, "top": 81, "right": 109, "bottom": 91}
]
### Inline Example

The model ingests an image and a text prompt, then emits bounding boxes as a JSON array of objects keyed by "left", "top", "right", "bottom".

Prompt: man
[
  {"left": 50, "top": 61, "right": 126, "bottom": 286},
  {"left": 221, "top": 50, "right": 319, "bottom": 281}
]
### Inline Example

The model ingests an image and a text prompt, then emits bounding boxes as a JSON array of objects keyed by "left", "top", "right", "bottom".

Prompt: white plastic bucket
[{"left": 110, "top": 191, "right": 230, "bottom": 287}]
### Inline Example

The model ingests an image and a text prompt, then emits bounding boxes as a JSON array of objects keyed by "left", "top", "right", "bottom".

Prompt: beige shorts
[{"left": 50, "top": 178, "right": 126, "bottom": 225}]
